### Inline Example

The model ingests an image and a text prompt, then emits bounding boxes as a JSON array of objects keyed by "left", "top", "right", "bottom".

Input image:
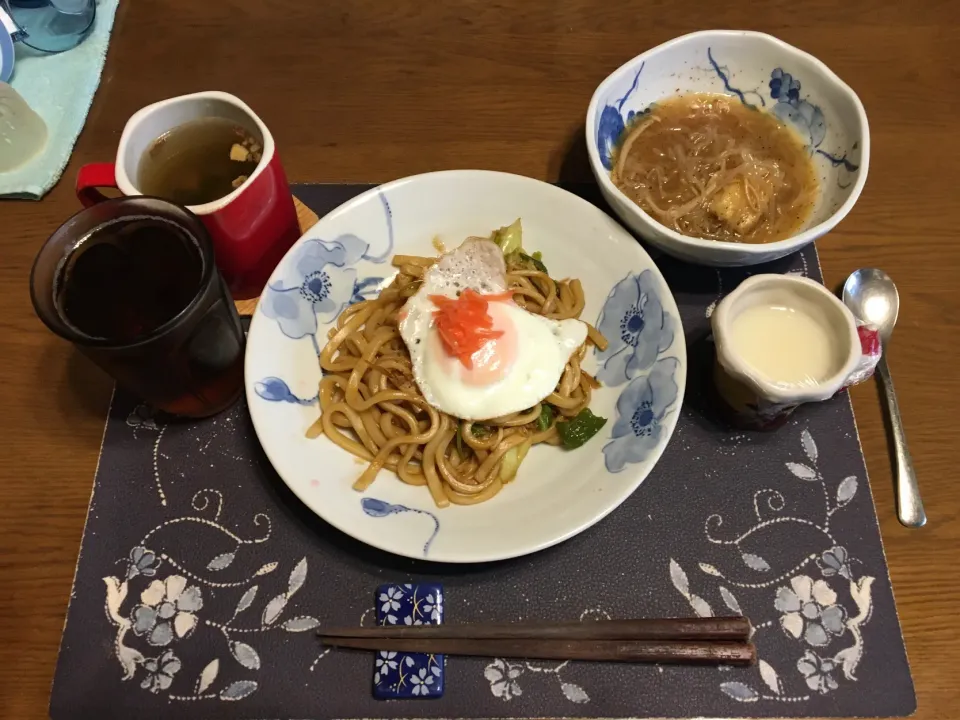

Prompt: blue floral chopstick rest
[{"left": 374, "top": 583, "right": 444, "bottom": 699}]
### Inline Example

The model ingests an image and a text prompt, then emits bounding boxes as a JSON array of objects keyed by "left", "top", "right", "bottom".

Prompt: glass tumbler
[
  {"left": 1, "top": 0, "right": 95, "bottom": 53},
  {"left": 30, "top": 197, "right": 246, "bottom": 417}
]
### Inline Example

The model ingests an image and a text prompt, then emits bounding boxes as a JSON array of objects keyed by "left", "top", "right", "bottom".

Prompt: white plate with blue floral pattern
[{"left": 245, "top": 170, "right": 686, "bottom": 563}]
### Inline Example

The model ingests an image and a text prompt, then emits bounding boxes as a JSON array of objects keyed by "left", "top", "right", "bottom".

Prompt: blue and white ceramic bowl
[
  {"left": 586, "top": 31, "right": 869, "bottom": 267},
  {"left": 245, "top": 170, "right": 686, "bottom": 563}
]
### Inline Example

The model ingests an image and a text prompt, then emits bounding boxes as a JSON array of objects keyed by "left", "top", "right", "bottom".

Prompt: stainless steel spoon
[{"left": 842, "top": 269, "right": 926, "bottom": 528}]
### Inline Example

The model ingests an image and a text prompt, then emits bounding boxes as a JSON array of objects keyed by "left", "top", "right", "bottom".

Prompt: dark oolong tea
[
  {"left": 137, "top": 117, "right": 262, "bottom": 206},
  {"left": 50, "top": 212, "right": 245, "bottom": 416},
  {"left": 32, "top": 197, "right": 247, "bottom": 418},
  {"left": 55, "top": 218, "right": 203, "bottom": 343}
]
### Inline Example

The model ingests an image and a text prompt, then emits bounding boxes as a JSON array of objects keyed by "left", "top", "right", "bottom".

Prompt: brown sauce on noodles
[
  {"left": 611, "top": 93, "right": 818, "bottom": 244},
  {"left": 308, "top": 251, "right": 607, "bottom": 508}
]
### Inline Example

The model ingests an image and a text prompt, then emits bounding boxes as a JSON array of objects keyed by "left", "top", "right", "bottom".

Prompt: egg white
[{"left": 398, "top": 239, "right": 587, "bottom": 420}]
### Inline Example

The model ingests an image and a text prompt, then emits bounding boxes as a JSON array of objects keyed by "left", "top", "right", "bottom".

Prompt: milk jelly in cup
[{"left": 711, "top": 274, "right": 864, "bottom": 430}]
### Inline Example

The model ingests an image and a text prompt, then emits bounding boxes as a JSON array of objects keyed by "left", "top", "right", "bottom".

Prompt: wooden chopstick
[
  {"left": 318, "top": 616, "right": 751, "bottom": 642},
  {"left": 318, "top": 636, "right": 756, "bottom": 666}
]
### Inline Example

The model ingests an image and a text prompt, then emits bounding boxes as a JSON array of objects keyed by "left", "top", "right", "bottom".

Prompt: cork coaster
[{"left": 234, "top": 196, "right": 320, "bottom": 316}]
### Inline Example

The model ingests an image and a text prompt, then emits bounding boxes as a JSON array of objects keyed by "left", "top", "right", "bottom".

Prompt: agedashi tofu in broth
[{"left": 611, "top": 93, "right": 818, "bottom": 244}]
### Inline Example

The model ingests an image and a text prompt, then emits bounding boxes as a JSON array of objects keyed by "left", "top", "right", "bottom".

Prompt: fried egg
[{"left": 398, "top": 238, "right": 587, "bottom": 420}]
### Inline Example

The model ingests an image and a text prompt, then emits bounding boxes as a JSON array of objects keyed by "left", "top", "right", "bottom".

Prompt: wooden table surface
[{"left": 1, "top": 1, "right": 957, "bottom": 718}]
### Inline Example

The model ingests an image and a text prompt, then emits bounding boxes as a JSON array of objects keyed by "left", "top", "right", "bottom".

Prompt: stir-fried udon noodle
[{"left": 307, "top": 247, "right": 608, "bottom": 508}]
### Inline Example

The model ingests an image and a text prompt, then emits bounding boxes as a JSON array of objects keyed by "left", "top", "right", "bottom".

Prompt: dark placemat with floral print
[{"left": 49, "top": 184, "right": 915, "bottom": 720}]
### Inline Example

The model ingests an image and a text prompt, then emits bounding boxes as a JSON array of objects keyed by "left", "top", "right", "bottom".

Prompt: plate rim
[{"left": 244, "top": 169, "right": 687, "bottom": 563}]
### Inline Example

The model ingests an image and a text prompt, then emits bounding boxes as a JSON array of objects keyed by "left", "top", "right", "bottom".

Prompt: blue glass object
[
  {"left": 0, "top": 18, "right": 14, "bottom": 82},
  {"left": 2, "top": 0, "right": 95, "bottom": 53},
  {"left": 373, "top": 583, "right": 444, "bottom": 699}
]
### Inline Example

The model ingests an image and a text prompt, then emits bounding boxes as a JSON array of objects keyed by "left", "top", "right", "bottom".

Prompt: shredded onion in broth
[
  {"left": 611, "top": 94, "right": 819, "bottom": 243},
  {"left": 309, "top": 252, "right": 607, "bottom": 508}
]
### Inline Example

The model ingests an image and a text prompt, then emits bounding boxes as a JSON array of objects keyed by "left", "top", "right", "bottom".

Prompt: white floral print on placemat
[
  {"left": 482, "top": 608, "right": 603, "bottom": 704},
  {"left": 473, "top": 425, "right": 879, "bottom": 708},
  {"left": 100, "top": 406, "right": 367, "bottom": 703},
  {"left": 667, "top": 427, "right": 875, "bottom": 704},
  {"left": 103, "top": 493, "right": 321, "bottom": 702}
]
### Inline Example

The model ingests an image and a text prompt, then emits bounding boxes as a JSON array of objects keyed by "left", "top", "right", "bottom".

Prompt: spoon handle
[{"left": 877, "top": 356, "right": 926, "bottom": 527}]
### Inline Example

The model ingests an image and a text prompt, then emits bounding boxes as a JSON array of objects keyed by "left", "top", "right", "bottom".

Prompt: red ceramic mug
[{"left": 76, "top": 91, "right": 300, "bottom": 300}]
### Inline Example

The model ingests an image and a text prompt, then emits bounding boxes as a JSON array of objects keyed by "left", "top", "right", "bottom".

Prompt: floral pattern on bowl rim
[
  {"left": 244, "top": 170, "right": 686, "bottom": 563},
  {"left": 595, "top": 48, "right": 860, "bottom": 190}
]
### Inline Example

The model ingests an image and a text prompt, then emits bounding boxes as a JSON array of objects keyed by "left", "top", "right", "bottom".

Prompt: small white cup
[{"left": 711, "top": 274, "right": 861, "bottom": 429}]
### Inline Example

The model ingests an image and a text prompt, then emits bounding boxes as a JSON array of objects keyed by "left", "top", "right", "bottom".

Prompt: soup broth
[
  {"left": 611, "top": 93, "right": 818, "bottom": 244},
  {"left": 138, "top": 117, "right": 262, "bottom": 207}
]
